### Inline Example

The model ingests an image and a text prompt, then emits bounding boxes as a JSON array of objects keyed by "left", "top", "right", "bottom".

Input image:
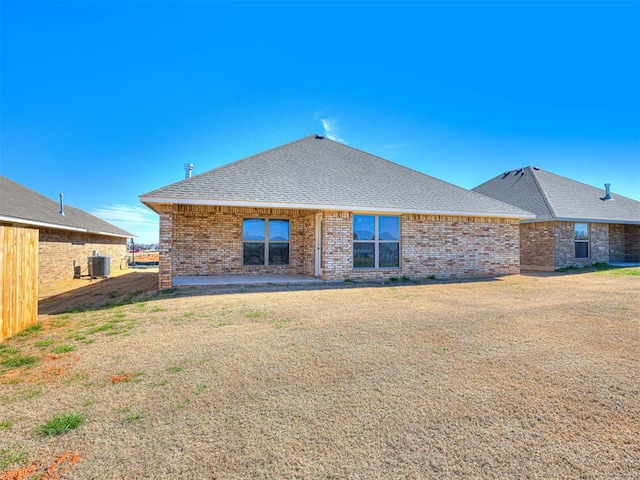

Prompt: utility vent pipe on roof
[
  {"left": 184, "top": 163, "right": 194, "bottom": 179},
  {"left": 604, "top": 183, "right": 612, "bottom": 200},
  {"left": 59, "top": 193, "right": 65, "bottom": 216}
]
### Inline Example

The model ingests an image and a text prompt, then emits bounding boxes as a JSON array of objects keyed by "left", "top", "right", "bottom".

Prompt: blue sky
[{"left": 1, "top": 1, "right": 638, "bottom": 244}]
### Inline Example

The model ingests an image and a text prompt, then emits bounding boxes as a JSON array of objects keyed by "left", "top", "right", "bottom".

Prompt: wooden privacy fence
[{"left": 1, "top": 225, "right": 38, "bottom": 341}]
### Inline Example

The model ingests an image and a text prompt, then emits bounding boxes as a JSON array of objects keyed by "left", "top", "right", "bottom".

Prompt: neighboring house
[
  {"left": 140, "top": 135, "right": 534, "bottom": 289},
  {"left": 0, "top": 176, "right": 132, "bottom": 288},
  {"left": 473, "top": 167, "right": 640, "bottom": 271}
]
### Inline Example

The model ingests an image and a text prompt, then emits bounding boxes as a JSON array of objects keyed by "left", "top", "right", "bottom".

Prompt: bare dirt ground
[{"left": 2, "top": 268, "right": 639, "bottom": 479}]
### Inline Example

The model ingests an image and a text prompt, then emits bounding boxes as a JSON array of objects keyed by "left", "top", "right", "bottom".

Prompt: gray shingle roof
[
  {"left": 140, "top": 135, "right": 532, "bottom": 218},
  {"left": 473, "top": 167, "right": 640, "bottom": 224},
  {"left": 0, "top": 176, "right": 133, "bottom": 237}
]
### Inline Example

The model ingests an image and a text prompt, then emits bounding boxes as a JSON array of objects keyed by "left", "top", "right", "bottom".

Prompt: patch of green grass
[
  {"left": 0, "top": 346, "right": 20, "bottom": 359},
  {"left": 83, "top": 313, "right": 136, "bottom": 336},
  {"left": 0, "top": 447, "right": 28, "bottom": 470},
  {"left": 556, "top": 262, "right": 614, "bottom": 273},
  {"left": 605, "top": 268, "right": 640, "bottom": 277},
  {"left": 194, "top": 384, "right": 208, "bottom": 395},
  {"left": 269, "top": 317, "right": 293, "bottom": 329},
  {"left": 210, "top": 321, "right": 229, "bottom": 328},
  {"left": 167, "top": 366, "right": 183, "bottom": 373},
  {"left": 51, "top": 318, "right": 70, "bottom": 327},
  {"left": 176, "top": 398, "right": 191, "bottom": 409},
  {"left": 52, "top": 345, "right": 75, "bottom": 354},
  {"left": 148, "top": 379, "right": 170, "bottom": 387},
  {"left": 2, "top": 355, "right": 38, "bottom": 369},
  {"left": 246, "top": 310, "right": 266, "bottom": 319},
  {"left": 151, "top": 306, "right": 165, "bottom": 312},
  {"left": 36, "top": 412, "right": 85, "bottom": 436},
  {"left": 0, "top": 419, "right": 14, "bottom": 430},
  {"left": 25, "top": 388, "right": 43, "bottom": 399},
  {"left": 123, "top": 413, "right": 140, "bottom": 424},
  {"left": 12, "top": 323, "right": 42, "bottom": 338},
  {"left": 124, "top": 290, "right": 145, "bottom": 302},
  {"left": 35, "top": 339, "right": 53, "bottom": 348},
  {"left": 7, "top": 387, "right": 43, "bottom": 401}
]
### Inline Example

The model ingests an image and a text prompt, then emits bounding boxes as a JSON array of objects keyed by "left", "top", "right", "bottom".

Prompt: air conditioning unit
[{"left": 88, "top": 256, "right": 111, "bottom": 278}]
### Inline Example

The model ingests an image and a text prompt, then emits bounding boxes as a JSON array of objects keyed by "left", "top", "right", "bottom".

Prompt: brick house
[
  {"left": 0, "top": 176, "right": 132, "bottom": 288},
  {"left": 473, "top": 167, "right": 640, "bottom": 271},
  {"left": 141, "top": 135, "right": 534, "bottom": 289}
]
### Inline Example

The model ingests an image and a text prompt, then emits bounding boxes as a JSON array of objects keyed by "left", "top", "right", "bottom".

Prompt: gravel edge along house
[
  {"left": 474, "top": 167, "right": 640, "bottom": 271},
  {"left": 140, "top": 135, "right": 535, "bottom": 289},
  {"left": 0, "top": 176, "right": 132, "bottom": 289}
]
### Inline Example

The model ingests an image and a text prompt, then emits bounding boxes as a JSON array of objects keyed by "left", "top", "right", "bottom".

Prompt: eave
[
  {"left": 520, "top": 217, "right": 640, "bottom": 225},
  {"left": 0, "top": 215, "right": 134, "bottom": 238},
  {"left": 139, "top": 196, "right": 536, "bottom": 220}
]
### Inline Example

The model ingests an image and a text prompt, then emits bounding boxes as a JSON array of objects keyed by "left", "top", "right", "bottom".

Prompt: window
[
  {"left": 353, "top": 215, "right": 400, "bottom": 268},
  {"left": 574, "top": 223, "right": 589, "bottom": 259},
  {"left": 243, "top": 219, "right": 289, "bottom": 266}
]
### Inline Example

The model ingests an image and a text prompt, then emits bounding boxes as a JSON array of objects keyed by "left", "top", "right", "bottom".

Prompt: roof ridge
[
  {"left": 140, "top": 134, "right": 320, "bottom": 196},
  {"left": 526, "top": 167, "right": 557, "bottom": 218},
  {"left": 320, "top": 136, "right": 497, "bottom": 199}
]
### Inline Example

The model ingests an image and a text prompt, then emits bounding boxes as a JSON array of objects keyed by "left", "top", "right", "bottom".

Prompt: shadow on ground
[
  {"left": 39, "top": 271, "right": 159, "bottom": 315},
  {"left": 38, "top": 270, "right": 507, "bottom": 314}
]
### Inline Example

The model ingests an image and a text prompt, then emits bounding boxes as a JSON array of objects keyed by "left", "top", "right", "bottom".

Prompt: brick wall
[
  {"left": 520, "top": 222, "right": 555, "bottom": 271},
  {"left": 321, "top": 213, "right": 520, "bottom": 281},
  {"left": 161, "top": 205, "right": 319, "bottom": 288},
  {"left": 609, "top": 224, "right": 626, "bottom": 263},
  {"left": 38, "top": 228, "right": 127, "bottom": 289},
  {"left": 398, "top": 214, "right": 520, "bottom": 279},
  {"left": 302, "top": 214, "right": 317, "bottom": 277},
  {"left": 321, "top": 211, "right": 354, "bottom": 280},
  {"left": 625, "top": 224, "right": 640, "bottom": 262},
  {"left": 158, "top": 204, "right": 174, "bottom": 290},
  {"left": 159, "top": 206, "right": 522, "bottom": 286},
  {"left": 554, "top": 222, "right": 609, "bottom": 268}
]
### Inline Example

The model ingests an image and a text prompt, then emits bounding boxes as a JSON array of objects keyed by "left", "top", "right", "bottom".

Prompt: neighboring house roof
[
  {"left": 140, "top": 135, "right": 534, "bottom": 219},
  {"left": 0, "top": 176, "right": 133, "bottom": 238},
  {"left": 473, "top": 167, "right": 640, "bottom": 224}
]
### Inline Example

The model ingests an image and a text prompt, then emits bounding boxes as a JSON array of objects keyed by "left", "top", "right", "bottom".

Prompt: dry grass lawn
[{"left": 1, "top": 268, "right": 639, "bottom": 479}]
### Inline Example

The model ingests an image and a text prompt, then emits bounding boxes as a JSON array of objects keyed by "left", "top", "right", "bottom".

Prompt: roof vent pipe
[
  {"left": 184, "top": 163, "right": 194, "bottom": 179},
  {"left": 604, "top": 183, "right": 611, "bottom": 200},
  {"left": 59, "top": 193, "right": 65, "bottom": 216}
]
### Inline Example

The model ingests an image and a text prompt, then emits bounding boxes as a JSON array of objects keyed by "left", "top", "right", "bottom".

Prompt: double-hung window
[
  {"left": 353, "top": 215, "right": 400, "bottom": 268},
  {"left": 574, "top": 223, "right": 589, "bottom": 259},
  {"left": 243, "top": 219, "right": 290, "bottom": 266}
]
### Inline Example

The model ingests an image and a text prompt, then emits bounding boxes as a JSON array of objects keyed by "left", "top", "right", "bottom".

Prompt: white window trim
[
  {"left": 243, "top": 218, "right": 290, "bottom": 266},
  {"left": 353, "top": 215, "right": 401, "bottom": 269}
]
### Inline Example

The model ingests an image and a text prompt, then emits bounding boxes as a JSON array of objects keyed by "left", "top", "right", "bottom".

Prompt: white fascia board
[
  {"left": 139, "top": 197, "right": 536, "bottom": 220},
  {"left": 521, "top": 217, "right": 640, "bottom": 225},
  {"left": 0, "top": 215, "right": 133, "bottom": 238}
]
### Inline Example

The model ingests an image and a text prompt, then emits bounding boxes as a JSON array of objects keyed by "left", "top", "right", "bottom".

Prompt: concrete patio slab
[{"left": 173, "top": 274, "right": 323, "bottom": 286}]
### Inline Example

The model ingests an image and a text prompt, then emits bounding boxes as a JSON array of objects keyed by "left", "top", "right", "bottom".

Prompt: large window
[
  {"left": 243, "top": 219, "right": 290, "bottom": 266},
  {"left": 353, "top": 215, "right": 400, "bottom": 268},
  {"left": 574, "top": 223, "right": 589, "bottom": 259}
]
